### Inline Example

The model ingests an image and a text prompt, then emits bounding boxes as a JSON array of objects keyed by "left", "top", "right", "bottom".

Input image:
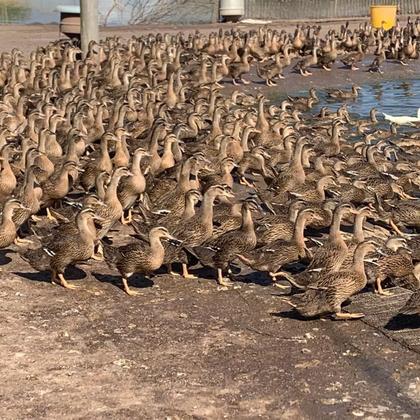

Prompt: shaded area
[{"left": 344, "top": 287, "right": 420, "bottom": 353}]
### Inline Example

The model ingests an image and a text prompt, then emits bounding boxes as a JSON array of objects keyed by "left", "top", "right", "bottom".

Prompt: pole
[{"left": 80, "top": 0, "right": 99, "bottom": 56}]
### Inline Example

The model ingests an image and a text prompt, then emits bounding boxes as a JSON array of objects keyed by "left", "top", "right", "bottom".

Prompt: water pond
[{"left": 272, "top": 78, "right": 420, "bottom": 122}]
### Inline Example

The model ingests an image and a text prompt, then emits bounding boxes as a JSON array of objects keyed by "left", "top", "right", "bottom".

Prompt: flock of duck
[{"left": 0, "top": 20, "right": 419, "bottom": 321}]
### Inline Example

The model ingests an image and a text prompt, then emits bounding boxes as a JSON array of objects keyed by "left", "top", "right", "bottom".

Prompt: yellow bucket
[{"left": 370, "top": 5, "right": 397, "bottom": 30}]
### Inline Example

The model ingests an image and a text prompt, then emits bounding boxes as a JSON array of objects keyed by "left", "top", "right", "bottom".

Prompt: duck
[
  {"left": 0, "top": 144, "right": 17, "bottom": 204},
  {"left": 80, "top": 132, "right": 113, "bottom": 191},
  {"left": 281, "top": 241, "right": 377, "bottom": 319},
  {"left": 268, "top": 137, "right": 308, "bottom": 193},
  {"left": 20, "top": 207, "right": 104, "bottom": 289},
  {"left": 327, "top": 84, "right": 361, "bottom": 100},
  {"left": 383, "top": 108, "right": 420, "bottom": 125},
  {"left": 340, "top": 42, "right": 365, "bottom": 70},
  {"left": 318, "top": 37, "right": 338, "bottom": 71},
  {"left": 288, "top": 175, "right": 338, "bottom": 203},
  {"left": 368, "top": 48, "right": 386, "bottom": 74},
  {"left": 92, "top": 167, "right": 133, "bottom": 241},
  {"left": 191, "top": 201, "right": 257, "bottom": 287},
  {"left": 255, "top": 199, "right": 306, "bottom": 246},
  {"left": 229, "top": 49, "right": 252, "bottom": 85},
  {"left": 134, "top": 189, "right": 203, "bottom": 238},
  {"left": 0, "top": 198, "right": 29, "bottom": 250},
  {"left": 39, "top": 161, "right": 82, "bottom": 220},
  {"left": 291, "top": 203, "right": 358, "bottom": 287},
  {"left": 117, "top": 148, "right": 150, "bottom": 224},
  {"left": 294, "top": 46, "right": 319, "bottom": 76},
  {"left": 12, "top": 164, "right": 43, "bottom": 235},
  {"left": 164, "top": 184, "right": 234, "bottom": 278},
  {"left": 374, "top": 242, "right": 416, "bottom": 296},
  {"left": 103, "top": 227, "right": 179, "bottom": 296},
  {"left": 256, "top": 52, "right": 286, "bottom": 86},
  {"left": 372, "top": 193, "right": 420, "bottom": 236},
  {"left": 236, "top": 208, "right": 320, "bottom": 285}
]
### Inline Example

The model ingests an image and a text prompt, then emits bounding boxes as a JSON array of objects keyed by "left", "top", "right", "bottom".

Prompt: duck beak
[{"left": 93, "top": 215, "right": 106, "bottom": 222}]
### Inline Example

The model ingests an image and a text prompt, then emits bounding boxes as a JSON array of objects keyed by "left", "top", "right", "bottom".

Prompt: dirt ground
[{"left": 0, "top": 21, "right": 420, "bottom": 419}]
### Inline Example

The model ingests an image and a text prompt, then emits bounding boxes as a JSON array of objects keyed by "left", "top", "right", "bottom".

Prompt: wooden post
[
  {"left": 212, "top": 0, "right": 220, "bottom": 23},
  {"left": 80, "top": 0, "right": 99, "bottom": 56}
]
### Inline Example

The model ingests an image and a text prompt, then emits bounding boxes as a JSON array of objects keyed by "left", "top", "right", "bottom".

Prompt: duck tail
[
  {"left": 101, "top": 242, "right": 121, "bottom": 269},
  {"left": 187, "top": 245, "right": 217, "bottom": 268},
  {"left": 18, "top": 247, "right": 51, "bottom": 272}
]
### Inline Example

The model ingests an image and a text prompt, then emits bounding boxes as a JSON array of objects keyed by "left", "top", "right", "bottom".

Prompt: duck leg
[
  {"left": 269, "top": 273, "right": 291, "bottom": 289},
  {"left": 375, "top": 277, "right": 393, "bottom": 296},
  {"left": 182, "top": 263, "right": 197, "bottom": 279},
  {"left": 270, "top": 271, "right": 306, "bottom": 289},
  {"left": 120, "top": 209, "right": 133, "bottom": 225},
  {"left": 240, "top": 77, "right": 250, "bottom": 85},
  {"left": 52, "top": 270, "right": 78, "bottom": 289},
  {"left": 122, "top": 276, "right": 142, "bottom": 296},
  {"left": 92, "top": 242, "right": 104, "bottom": 261},
  {"left": 389, "top": 219, "right": 405, "bottom": 236},
  {"left": 401, "top": 191, "right": 417, "bottom": 200},
  {"left": 232, "top": 78, "right": 239, "bottom": 86},
  {"left": 217, "top": 268, "right": 234, "bottom": 287},
  {"left": 239, "top": 176, "right": 255, "bottom": 188},
  {"left": 322, "top": 65, "right": 332, "bottom": 71},
  {"left": 14, "top": 236, "right": 33, "bottom": 246},
  {"left": 167, "top": 263, "right": 180, "bottom": 276},
  {"left": 46, "top": 207, "right": 58, "bottom": 222},
  {"left": 350, "top": 64, "right": 359, "bottom": 70},
  {"left": 334, "top": 311, "right": 365, "bottom": 319}
]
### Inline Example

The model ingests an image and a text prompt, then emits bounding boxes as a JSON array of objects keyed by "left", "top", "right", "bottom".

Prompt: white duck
[{"left": 383, "top": 108, "right": 420, "bottom": 125}]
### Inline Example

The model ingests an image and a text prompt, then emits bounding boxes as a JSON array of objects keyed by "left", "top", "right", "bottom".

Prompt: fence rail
[{"left": 244, "top": 0, "right": 420, "bottom": 20}]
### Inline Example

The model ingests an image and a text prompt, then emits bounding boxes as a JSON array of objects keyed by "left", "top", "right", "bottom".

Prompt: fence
[
  {"left": 1, "top": 0, "right": 419, "bottom": 25},
  {"left": 244, "top": 0, "right": 420, "bottom": 20}
]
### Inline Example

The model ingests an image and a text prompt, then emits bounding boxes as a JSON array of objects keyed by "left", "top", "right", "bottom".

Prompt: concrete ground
[{"left": 0, "top": 21, "right": 419, "bottom": 419}]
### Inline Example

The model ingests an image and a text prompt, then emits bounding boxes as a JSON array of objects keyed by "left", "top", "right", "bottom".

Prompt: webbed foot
[
  {"left": 182, "top": 264, "right": 197, "bottom": 279},
  {"left": 334, "top": 312, "right": 365, "bottom": 319},
  {"left": 122, "top": 277, "right": 142, "bottom": 296}
]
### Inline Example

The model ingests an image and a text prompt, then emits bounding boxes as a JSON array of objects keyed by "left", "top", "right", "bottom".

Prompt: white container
[{"left": 220, "top": 0, "right": 244, "bottom": 17}]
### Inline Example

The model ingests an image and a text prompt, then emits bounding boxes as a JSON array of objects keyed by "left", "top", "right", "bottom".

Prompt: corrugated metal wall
[{"left": 244, "top": 0, "right": 420, "bottom": 20}]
